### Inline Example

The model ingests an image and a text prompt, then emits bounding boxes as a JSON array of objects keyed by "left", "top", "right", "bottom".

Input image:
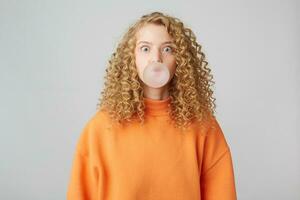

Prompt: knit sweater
[{"left": 67, "top": 96, "right": 237, "bottom": 200}]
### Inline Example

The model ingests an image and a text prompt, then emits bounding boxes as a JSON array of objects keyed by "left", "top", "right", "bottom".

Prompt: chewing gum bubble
[{"left": 142, "top": 62, "right": 170, "bottom": 88}]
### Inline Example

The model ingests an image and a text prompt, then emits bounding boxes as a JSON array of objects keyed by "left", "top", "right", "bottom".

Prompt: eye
[
  {"left": 140, "top": 46, "right": 150, "bottom": 52},
  {"left": 163, "top": 46, "right": 173, "bottom": 53}
]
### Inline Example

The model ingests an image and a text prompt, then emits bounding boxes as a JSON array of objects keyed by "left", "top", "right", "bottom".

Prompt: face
[{"left": 134, "top": 23, "right": 177, "bottom": 87}]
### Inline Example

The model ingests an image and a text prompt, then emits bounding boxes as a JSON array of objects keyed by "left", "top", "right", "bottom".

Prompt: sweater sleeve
[
  {"left": 200, "top": 117, "right": 237, "bottom": 200},
  {"left": 67, "top": 122, "right": 100, "bottom": 200}
]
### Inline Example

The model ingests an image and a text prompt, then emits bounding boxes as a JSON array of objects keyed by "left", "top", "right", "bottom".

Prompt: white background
[{"left": 0, "top": 0, "right": 299, "bottom": 199}]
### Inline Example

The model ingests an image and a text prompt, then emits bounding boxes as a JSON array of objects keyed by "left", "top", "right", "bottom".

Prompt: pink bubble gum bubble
[{"left": 142, "top": 62, "right": 170, "bottom": 88}]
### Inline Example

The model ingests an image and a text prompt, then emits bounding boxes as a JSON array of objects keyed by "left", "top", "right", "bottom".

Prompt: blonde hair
[{"left": 97, "top": 11, "right": 216, "bottom": 131}]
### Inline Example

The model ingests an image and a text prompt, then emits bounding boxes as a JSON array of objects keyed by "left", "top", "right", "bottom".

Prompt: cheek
[
  {"left": 134, "top": 54, "right": 145, "bottom": 77},
  {"left": 168, "top": 58, "right": 177, "bottom": 76}
]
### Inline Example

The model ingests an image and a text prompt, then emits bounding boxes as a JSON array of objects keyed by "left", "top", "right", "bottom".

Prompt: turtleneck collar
[{"left": 143, "top": 96, "right": 171, "bottom": 116}]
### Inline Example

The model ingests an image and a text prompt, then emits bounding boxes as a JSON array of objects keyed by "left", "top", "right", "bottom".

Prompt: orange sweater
[{"left": 67, "top": 96, "right": 237, "bottom": 200}]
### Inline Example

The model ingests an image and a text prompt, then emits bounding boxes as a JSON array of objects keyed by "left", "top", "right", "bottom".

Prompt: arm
[
  {"left": 200, "top": 118, "right": 237, "bottom": 200},
  {"left": 67, "top": 121, "right": 100, "bottom": 200},
  {"left": 67, "top": 150, "right": 99, "bottom": 200}
]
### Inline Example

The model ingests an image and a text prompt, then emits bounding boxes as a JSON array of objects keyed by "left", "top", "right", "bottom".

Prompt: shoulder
[
  {"left": 206, "top": 116, "right": 230, "bottom": 150},
  {"left": 195, "top": 115, "right": 230, "bottom": 149},
  {"left": 192, "top": 114, "right": 221, "bottom": 135},
  {"left": 91, "top": 108, "right": 111, "bottom": 126},
  {"left": 75, "top": 109, "right": 112, "bottom": 156}
]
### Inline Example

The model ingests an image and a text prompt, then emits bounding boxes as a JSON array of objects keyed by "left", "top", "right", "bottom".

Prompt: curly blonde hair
[{"left": 97, "top": 11, "right": 217, "bottom": 131}]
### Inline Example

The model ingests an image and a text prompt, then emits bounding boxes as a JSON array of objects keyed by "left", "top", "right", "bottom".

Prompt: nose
[{"left": 151, "top": 48, "right": 162, "bottom": 63}]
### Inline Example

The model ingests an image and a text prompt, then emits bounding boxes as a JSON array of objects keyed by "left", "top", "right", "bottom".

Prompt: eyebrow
[{"left": 137, "top": 41, "right": 174, "bottom": 45}]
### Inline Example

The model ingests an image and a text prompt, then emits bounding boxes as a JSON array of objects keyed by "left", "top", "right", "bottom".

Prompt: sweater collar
[{"left": 143, "top": 96, "right": 171, "bottom": 116}]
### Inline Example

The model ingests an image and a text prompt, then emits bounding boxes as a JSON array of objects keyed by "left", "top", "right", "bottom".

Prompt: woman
[{"left": 67, "top": 11, "right": 237, "bottom": 200}]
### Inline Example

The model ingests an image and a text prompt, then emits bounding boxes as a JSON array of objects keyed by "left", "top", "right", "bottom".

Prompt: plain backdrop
[{"left": 0, "top": 0, "right": 299, "bottom": 199}]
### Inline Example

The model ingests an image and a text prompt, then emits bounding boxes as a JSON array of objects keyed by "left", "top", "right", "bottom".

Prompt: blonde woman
[{"left": 67, "top": 11, "right": 237, "bottom": 200}]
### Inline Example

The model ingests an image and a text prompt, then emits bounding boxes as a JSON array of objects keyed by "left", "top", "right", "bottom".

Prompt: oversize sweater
[{"left": 67, "top": 96, "right": 237, "bottom": 200}]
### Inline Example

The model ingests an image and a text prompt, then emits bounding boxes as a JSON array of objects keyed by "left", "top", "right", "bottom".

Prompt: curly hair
[{"left": 97, "top": 11, "right": 217, "bottom": 131}]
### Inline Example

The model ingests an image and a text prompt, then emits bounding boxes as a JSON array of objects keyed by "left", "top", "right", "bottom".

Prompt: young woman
[{"left": 67, "top": 11, "right": 237, "bottom": 200}]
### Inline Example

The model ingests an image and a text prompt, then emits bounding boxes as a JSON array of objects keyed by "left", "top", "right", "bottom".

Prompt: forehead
[{"left": 135, "top": 23, "right": 173, "bottom": 43}]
